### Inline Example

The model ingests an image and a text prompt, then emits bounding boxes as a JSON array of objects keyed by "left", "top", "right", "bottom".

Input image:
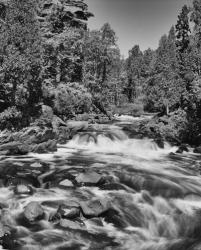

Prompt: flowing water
[{"left": 1, "top": 116, "right": 201, "bottom": 250}]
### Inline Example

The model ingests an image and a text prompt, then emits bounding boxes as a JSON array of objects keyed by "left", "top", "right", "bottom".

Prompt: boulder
[
  {"left": 154, "top": 138, "right": 164, "bottom": 149},
  {"left": 0, "top": 223, "right": 15, "bottom": 249},
  {"left": 66, "top": 121, "right": 88, "bottom": 136},
  {"left": 14, "top": 126, "right": 56, "bottom": 145},
  {"left": 176, "top": 144, "right": 189, "bottom": 154},
  {"left": 49, "top": 203, "right": 80, "bottom": 222},
  {"left": 80, "top": 198, "right": 111, "bottom": 218},
  {"left": 60, "top": 219, "right": 85, "bottom": 230},
  {"left": 59, "top": 179, "right": 74, "bottom": 187},
  {"left": 75, "top": 172, "right": 103, "bottom": 186},
  {"left": 14, "top": 184, "right": 33, "bottom": 196},
  {"left": 194, "top": 146, "right": 201, "bottom": 154},
  {"left": 0, "top": 142, "right": 29, "bottom": 155},
  {"left": 23, "top": 202, "right": 44, "bottom": 222},
  {"left": 30, "top": 140, "right": 57, "bottom": 153}
]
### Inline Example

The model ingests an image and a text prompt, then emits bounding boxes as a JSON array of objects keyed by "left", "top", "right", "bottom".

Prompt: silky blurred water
[{"left": 0, "top": 116, "right": 201, "bottom": 250}]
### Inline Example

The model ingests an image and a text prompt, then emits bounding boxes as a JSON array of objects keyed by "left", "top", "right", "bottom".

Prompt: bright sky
[{"left": 86, "top": 0, "right": 192, "bottom": 57}]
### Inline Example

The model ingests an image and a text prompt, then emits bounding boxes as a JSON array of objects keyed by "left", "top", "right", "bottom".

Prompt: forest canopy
[{"left": 0, "top": 0, "right": 201, "bottom": 144}]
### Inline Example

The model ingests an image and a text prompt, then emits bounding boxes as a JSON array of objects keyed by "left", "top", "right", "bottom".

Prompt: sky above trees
[{"left": 86, "top": 0, "right": 191, "bottom": 57}]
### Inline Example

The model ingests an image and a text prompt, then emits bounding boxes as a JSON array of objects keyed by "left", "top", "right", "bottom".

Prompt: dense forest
[{"left": 0, "top": 0, "right": 201, "bottom": 146}]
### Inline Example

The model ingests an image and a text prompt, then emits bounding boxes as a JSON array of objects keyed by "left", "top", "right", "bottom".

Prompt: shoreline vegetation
[{"left": 0, "top": 0, "right": 201, "bottom": 154}]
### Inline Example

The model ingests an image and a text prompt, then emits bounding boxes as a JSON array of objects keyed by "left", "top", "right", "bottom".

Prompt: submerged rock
[{"left": 24, "top": 202, "right": 44, "bottom": 222}]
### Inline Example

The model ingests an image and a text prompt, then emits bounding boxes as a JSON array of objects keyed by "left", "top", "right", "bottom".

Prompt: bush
[
  {"left": 113, "top": 102, "right": 144, "bottom": 116},
  {"left": 53, "top": 83, "right": 92, "bottom": 119},
  {"left": 143, "top": 109, "right": 188, "bottom": 144},
  {"left": 0, "top": 107, "right": 23, "bottom": 130}
]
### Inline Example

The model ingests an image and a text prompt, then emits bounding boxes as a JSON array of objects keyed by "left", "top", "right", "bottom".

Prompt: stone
[
  {"left": 60, "top": 219, "right": 85, "bottom": 230},
  {"left": 66, "top": 121, "right": 88, "bottom": 136},
  {"left": 30, "top": 140, "right": 57, "bottom": 153},
  {"left": 24, "top": 202, "right": 44, "bottom": 222},
  {"left": 49, "top": 204, "right": 80, "bottom": 222},
  {"left": 194, "top": 146, "right": 201, "bottom": 154},
  {"left": 176, "top": 144, "right": 189, "bottom": 154},
  {"left": 59, "top": 179, "right": 74, "bottom": 187},
  {"left": 80, "top": 198, "right": 111, "bottom": 218},
  {"left": 0, "top": 142, "right": 29, "bottom": 155},
  {"left": 75, "top": 172, "right": 103, "bottom": 186},
  {"left": 14, "top": 184, "right": 33, "bottom": 196}
]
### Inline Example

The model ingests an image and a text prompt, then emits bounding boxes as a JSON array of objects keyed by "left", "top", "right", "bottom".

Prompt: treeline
[
  {"left": 0, "top": 0, "right": 127, "bottom": 129},
  {"left": 124, "top": 0, "right": 201, "bottom": 144}
]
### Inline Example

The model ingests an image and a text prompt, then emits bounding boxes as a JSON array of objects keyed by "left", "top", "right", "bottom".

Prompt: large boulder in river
[
  {"left": 67, "top": 121, "right": 88, "bottom": 136},
  {"left": 23, "top": 202, "right": 44, "bottom": 222},
  {"left": 194, "top": 146, "right": 201, "bottom": 153},
  {"left": 80, "top": 198, "right": 111, "bottom": 218},
  {"left": 75, "top": 172, "right": 103, "bottom": 186},
  {"left": 0, "top": 142, "right": 29, "bottom": 155},
  {"left": 30, "top": 140, "right": 57, "bottom": 153}
]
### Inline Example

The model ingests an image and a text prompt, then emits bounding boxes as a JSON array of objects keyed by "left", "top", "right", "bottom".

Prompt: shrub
[
  {"left": 53, "top": 82, "right": 92, "bottom": 119},
  {"left": 0, "top": 106, "right": 23, "bottom": 130}
]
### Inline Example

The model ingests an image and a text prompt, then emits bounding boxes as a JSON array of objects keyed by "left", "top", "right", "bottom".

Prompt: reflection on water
[{"left": 0, "top": 116, "right": 201, "bottom": 249}]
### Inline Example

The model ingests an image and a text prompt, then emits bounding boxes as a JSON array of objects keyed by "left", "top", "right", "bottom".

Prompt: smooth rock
[
  {"left": 24, "top": 202, "right": 44, "bottom": 222},
  {"left": 80, "top": 198, "right": 111, "bottom": 218},
  {"left": 60, "top": 219, "right": 85, "bottom": 230},
  {"left": 14, "top": 184, "right": 33, "bottom": 195},
  {"left": 75, "top": 172, "right": 103, "bottom": 186},
  {"left": 59, "top": 179, "right": 74, "bottom": 187}
]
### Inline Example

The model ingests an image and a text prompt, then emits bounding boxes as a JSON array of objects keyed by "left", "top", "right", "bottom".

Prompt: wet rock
[
  {"left": 18, "top": 126, "right": 56, "bottom": 145},
  {"left": 0, "top": 223, "right": 15, "bottom": 249},
  {"left": 24, "top": 202, "right": 44, "bottom": 222},
  {"left": 194, "top": 146, "right": 201, "bottom": 154},
  {"left": 67, "top": 121, "right": 88, "bottom": 137},
  {"left": 60, "top": 219, "right": 85, "bottom": 230},
  {"left": 0, "top": 142, "right": 29, "bottom": 155},
  {"left": 75, "top": 172, "right": 103, "bottom": 186},
  {"left": 100, "top": 182, "right": 127, "bottom": 191},
  {"left": 49, "top": 203, "right": 80, "bottom": 222},
  {"left": 176, "top": 144, "right": 189, "bottom": 154},
  {"left": 5, "top": 176, "right": 40, "bottom": 188},
  {"left": 154, "top": 138, "right": 164, "bottom": 149},
  {"left": 80, "top": 198, "right": 111, "bottom": 218},
  {"left": 14, "top": 184, "right": 33, "bottom": 196},
  {"left": 30, "top": 140, "right": 57, "bottom": 153},
  {"left": 59, "top": 179, "right": 74, "bottom": 187}
]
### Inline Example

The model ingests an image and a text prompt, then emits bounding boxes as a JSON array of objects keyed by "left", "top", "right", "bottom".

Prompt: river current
[{"left": 0, "top": 115, "right": 201, "bottom": 250}]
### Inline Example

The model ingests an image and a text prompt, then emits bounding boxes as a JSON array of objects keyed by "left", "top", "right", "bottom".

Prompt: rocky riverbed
[{"left": 0, "top": 115, "right": 201, "bottom": 249}]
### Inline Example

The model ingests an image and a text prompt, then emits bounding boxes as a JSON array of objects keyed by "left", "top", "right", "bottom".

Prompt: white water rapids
[{"left": 0, "top": 115, "right": 201, "bottom": 250}]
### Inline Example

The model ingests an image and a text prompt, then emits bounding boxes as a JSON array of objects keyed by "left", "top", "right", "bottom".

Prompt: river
[{"left": 0, "top": 115, "right": 201, "bottom": 250}]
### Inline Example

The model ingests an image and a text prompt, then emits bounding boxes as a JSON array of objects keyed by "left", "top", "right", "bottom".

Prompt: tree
[
  {"left": 125, "top": 45, "right": 143, "bottom": 102},
  {"left": 0, "top": 0, "right": 42, "bottom": 125}
]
